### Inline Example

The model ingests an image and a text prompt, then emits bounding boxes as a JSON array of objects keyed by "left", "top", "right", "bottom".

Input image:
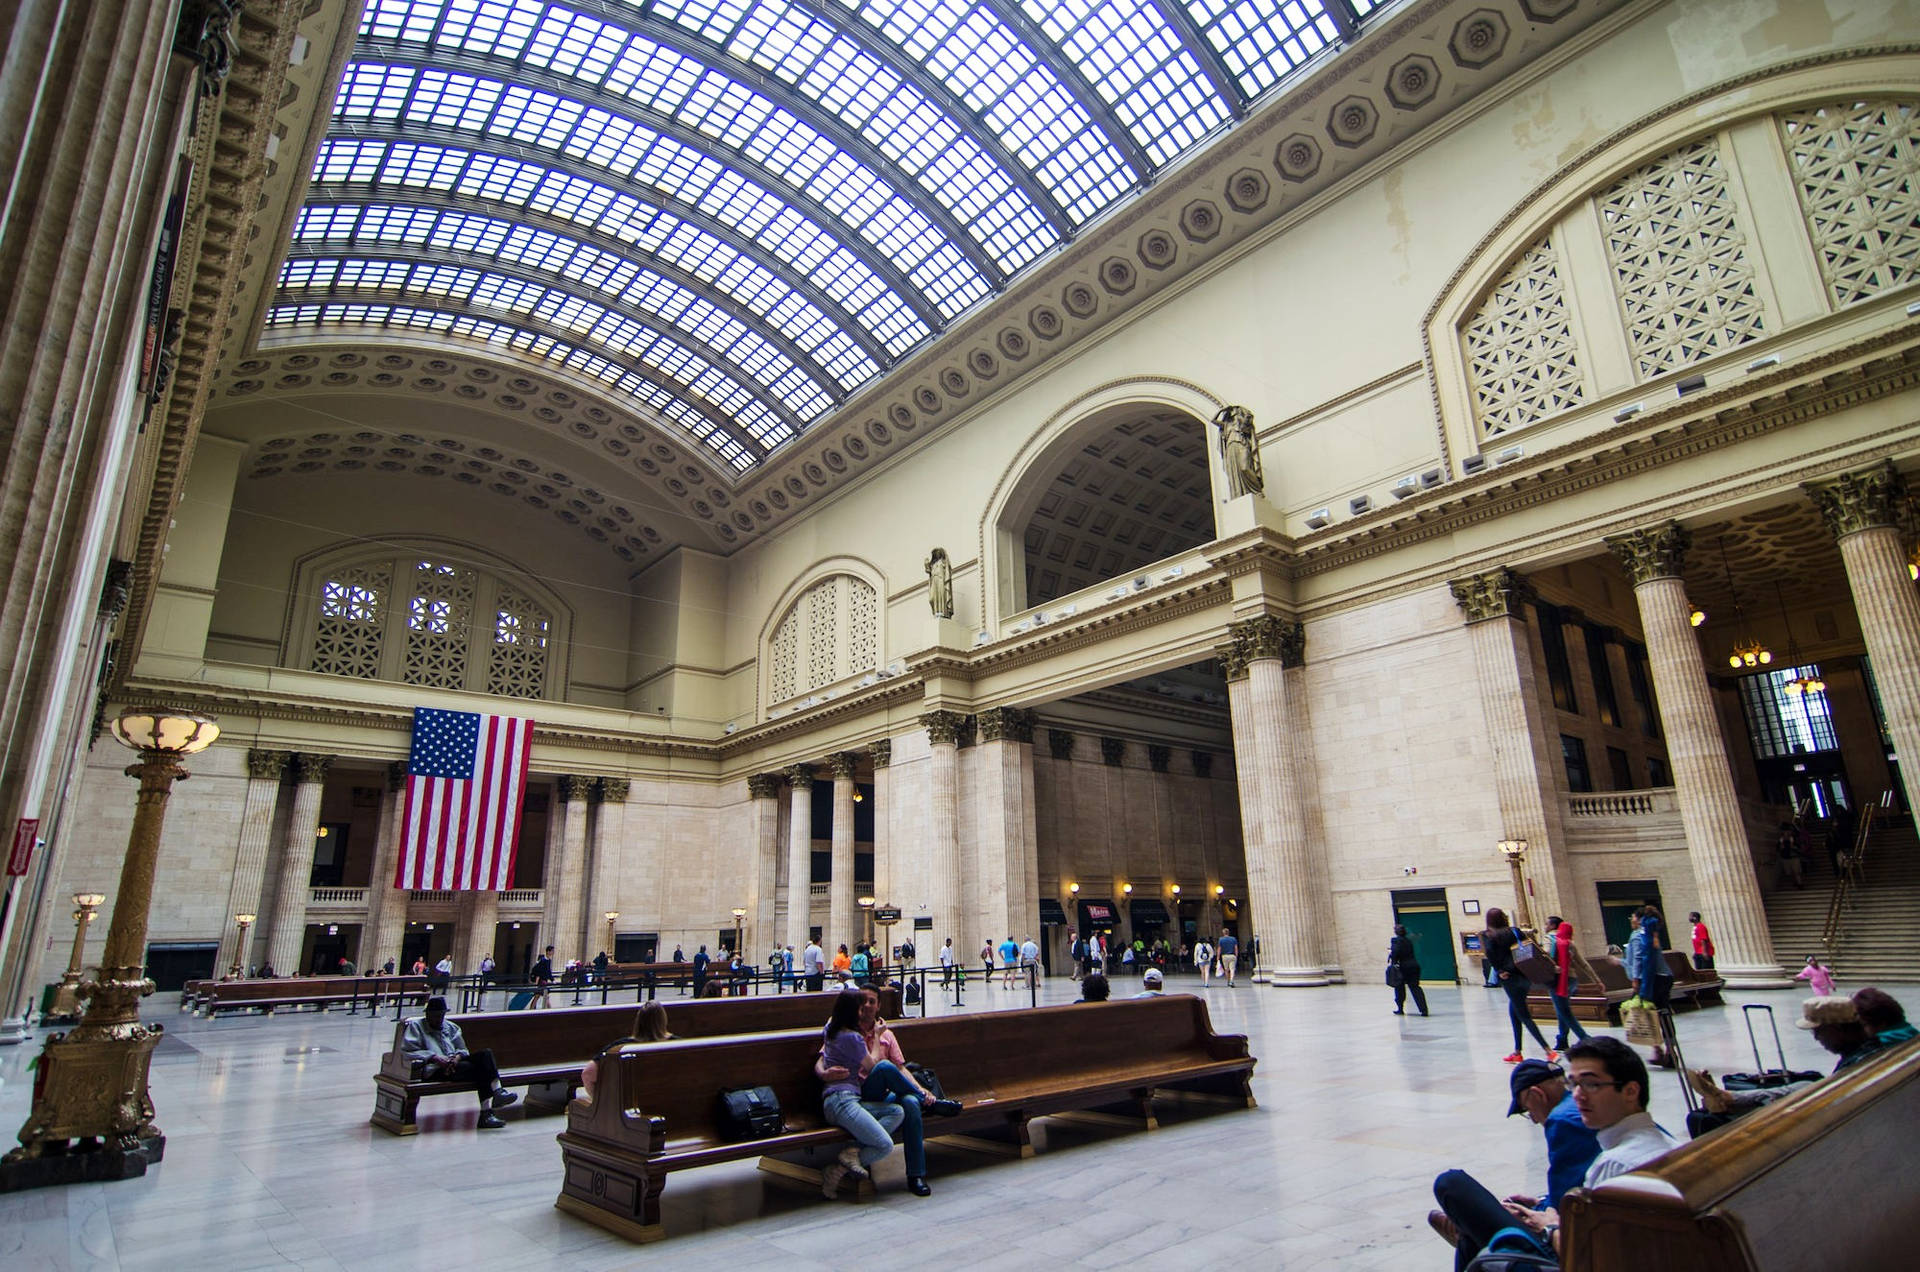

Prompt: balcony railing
[
  {"left": 410, "top": 889, "right": 456, "bottom": 904},
  {"left": 308, "top": 887, "right": 367, "bottom": 906},
  {"left": 810, "top": 883, "right": 830, "bottom": 900},
  {"left": 1566, "top": 790, "right": 1673, "bottom": 818},
  {"left": 498, "top": 888, "right": 543, "bottom": 905}
]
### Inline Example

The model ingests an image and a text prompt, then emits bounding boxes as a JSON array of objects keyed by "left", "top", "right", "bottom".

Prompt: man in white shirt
[
  {"left": 1019, "top": 936, "right": 1040, "bottom": 979},
  {"left": 938, "top": 937, "right": 957, "bottom": 987},
  {"left": 802, "top": 938, "right": 826, "bottom": 991}
]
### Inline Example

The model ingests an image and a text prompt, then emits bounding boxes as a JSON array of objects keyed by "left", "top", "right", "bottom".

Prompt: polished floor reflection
[{"left": 0, "top": 973, "right": 1881, "bottom": 1270}]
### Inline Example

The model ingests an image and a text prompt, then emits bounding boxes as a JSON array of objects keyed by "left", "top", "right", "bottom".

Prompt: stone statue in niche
[
  {"left": 925, "top": 547, "right": 953, "bottom": 619},
  {"left": 1213, "top": 404, "right": 1264, "bottom": 498}
]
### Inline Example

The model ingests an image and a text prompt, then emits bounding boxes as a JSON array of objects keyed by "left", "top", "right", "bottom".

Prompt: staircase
[{"left": 1763, "top": 820, "right": 1920, "bottom": 984}]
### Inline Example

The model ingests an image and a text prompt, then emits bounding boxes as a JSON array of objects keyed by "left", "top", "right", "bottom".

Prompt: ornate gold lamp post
[
  {"left": 46, "top": 892, "right": 107, "bottom": 1022},
  {"left": 229, "top": 912, "right": 255, "bottom": 979},
  {"left": 730, "top": 906, "right": 746, "bottom": 957},
  {"left": 1497, "top": 838, "right": 1533, "bottom": 932},
  {"left": 857, "top": 896, "right": 875, "bottom": 950},
  {"left": 1, "top": 709, "right": 219, "bottom": 1191}
]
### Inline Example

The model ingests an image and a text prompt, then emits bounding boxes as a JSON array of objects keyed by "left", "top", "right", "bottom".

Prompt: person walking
[
  {"left": 1069, "top": 932, "right": 1086, "bottom": 980},
  {"left": 1388, "top": 924, "right": 1428, "bottom": 1016},
  {"left": 1629, "top": 908, "right": 1676, "bottom": 1069},
  {"left": 1796, "top": 953, "right": 1836, "bottom": 996},
  {"left": 1482, "top": 908, "right": 1556, "bottom": 1063},
  {"left": 1543, "top": 916, "right": 1591, "bottom": 1051},
  {"left": 1194, "top": 937, "right": 1214, "bottom": 988},
  {"left": 1217, "top": 930, "right": 1238, "bottom": 986},
  {"left": 1687, "top": 912, "right": 1715, "bottom": 971},
  {"left": 938, "top": 937, "right": 957, "bottom": 988}
]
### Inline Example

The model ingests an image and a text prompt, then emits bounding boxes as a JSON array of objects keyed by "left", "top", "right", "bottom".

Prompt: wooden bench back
[
  {"left": 208, "top": 974, "right": 426, "bottom": 1004},
  {"left": 1562, "top": 1038, "right": 1920, "bottom": 1272},
  {"left": 1589, "top": 956, "right": 1633, "bottom": 992}
]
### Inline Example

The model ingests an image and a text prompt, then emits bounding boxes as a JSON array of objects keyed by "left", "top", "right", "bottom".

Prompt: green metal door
[
  {"left": 1597, "top": 880, "right": 1663, "bottom": 950},
  {"left": 1391, "top": 890, "right": 1456, "bottom": 983}
]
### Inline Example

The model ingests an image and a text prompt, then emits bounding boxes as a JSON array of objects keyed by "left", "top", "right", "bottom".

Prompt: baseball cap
[
  {"left": 1506, "top": 1059, "right": 1561, "bottom": 1116},
  {"left": 1142, "top": 967, "right": 1163, "bottom": 986}
]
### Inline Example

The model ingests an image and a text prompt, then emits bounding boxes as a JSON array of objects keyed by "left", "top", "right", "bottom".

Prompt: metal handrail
[{"left": 1821, "top": 792, "right": 1891, "bottom": 952}]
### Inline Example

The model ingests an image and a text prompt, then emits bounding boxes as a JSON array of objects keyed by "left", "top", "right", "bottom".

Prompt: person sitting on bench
[
  {"left": 402, "top": 995, "right": 520, "bottom": 1129},
  {"left": 578, "top": 1001, "right": 675, "bottom": 1104},
  {"left": 1852, "top": 987, "right": 1916, "bottom": 1047}
]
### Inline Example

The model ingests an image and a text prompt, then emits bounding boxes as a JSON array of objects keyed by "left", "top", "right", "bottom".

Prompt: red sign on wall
[{"left": 7, "top": 817, "right": 40, "bottom": 876}]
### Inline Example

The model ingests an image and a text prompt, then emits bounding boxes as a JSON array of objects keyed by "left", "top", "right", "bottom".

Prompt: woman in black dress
[
  {"left": 1483, "top": 908, "right": 1555, "bottom": 1062},
  {"left": 1388, "top": 924, "right": 1428, "bottom": 1016}
]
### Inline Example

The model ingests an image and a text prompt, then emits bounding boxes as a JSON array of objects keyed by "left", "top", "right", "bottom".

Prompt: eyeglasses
[{"left": 1568, "top": 1077, "right": 1628, "bottom": 1093}]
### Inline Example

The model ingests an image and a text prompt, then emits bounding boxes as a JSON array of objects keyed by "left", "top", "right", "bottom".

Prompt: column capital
[
  {"left": 784, "top": 762, "right": 816, "bottom": 789},
  {"left": 1100, "top": 737, "right": 1126, "bottom": 767},
  {"left": 1217, "top": 640, "right": 1248, "bottom": 682},
  {"left": 978, "top": 706, "right": 1035, "bottom": 744},
  {"left": 921, "top": 710, "right": 965, "bottom": 746},
  {"left": 828, "top": 751, "right": 860, "bottom": 781},
  {"left": 1147, "top": 744, "right": 1170, "bottom": 773},
  {"left": 747, "top": 772, "right": 785, "bottom": 799},
  {"left": 1191, "top": 750, "right": 1214, "bottom": 778},
  {"left": 597, "top": 777, "right": 630, "bottom": 803},
  {"left": 558, "top": 774, "right": 595, "bottom": 803},
  {"left": 1605, "top": 522, "right": 1691, "bottom": 585},
  {"left": 1448, "top": 567, "right": 1535, "bottom": 622},
  {"left": 868, "top": 738, "right": 892, "bottom": 769},
  {"left": 245, "top": 748, "right": 289, "bottom": 780},
  {"left": 1229, "top": 614, "right": 1301, "bottom": 665},
  {"left": 1047, "top": 729, "right": 1074, "bottom": 760},
  {"left": 387, "top": 761, "right": 408, "bottom": 793},
  {"left": 293, "top": 753, "right": 334, "bottom": 784},
  {"left": 1805, "top": 460, "right": 1909, "bottom": 540}
]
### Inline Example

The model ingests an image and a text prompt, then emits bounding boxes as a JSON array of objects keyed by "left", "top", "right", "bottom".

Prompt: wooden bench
[
  {"left": 554, "top": 994, "right": 1256, "bottom": 1242},
  {"left": 200, "top": 975, "right": 428, "bottom": 1016},
  {"left": 1528, "top": 952, "right": 1634, "bottom": 1026},
  {"left": 1560, "top": 1037, "right": 1920, "bottom": 1271},
  {"left": 1665, "top": 950, "right": 1726, "bottom": 1008},
  {"left": 370, "top": 986, "right": 899, "bottom": 1135}
]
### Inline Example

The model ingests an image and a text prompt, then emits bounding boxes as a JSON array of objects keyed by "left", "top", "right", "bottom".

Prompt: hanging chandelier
[
  {"left": 1775, "top": 582, "right": 1823, "bottom": 696},
  {"left": 1719, "top": 538, "right": 1770, "bottom": 670}
]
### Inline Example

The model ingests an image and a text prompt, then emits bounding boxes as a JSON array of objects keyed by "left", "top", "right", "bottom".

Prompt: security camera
[{"left": 1402, "top": 865, "right": 1418, "bottom": 876}]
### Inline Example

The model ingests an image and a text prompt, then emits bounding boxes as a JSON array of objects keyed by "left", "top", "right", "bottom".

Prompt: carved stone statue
[
  {"left": 925, "top": 547, "right": 953, "bottom": 618},
  {"left": 1213, "top": 404, "right": 1264, "bottom": 498}
]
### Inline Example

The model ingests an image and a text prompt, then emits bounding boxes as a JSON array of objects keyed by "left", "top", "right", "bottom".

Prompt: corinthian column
[
  {"left": 266, "top": 754, "right": 334, "bottom": 975},
  {"left": 1807, "top": 462, "right": 1920, "bottom": 820},
  {"left": 1607, "top": 524, "right": 1787, "bottom": 986},
  {"left": 977, "top": 707, "right": 1038, "bottom": 944},
  {"left": 542, "top": 776, "right": 593, "bottom": 962},
  {"left": 584, "top": 778, "right": 629, "bottom": 959},
  {"left": 828, "top": 752, "right": 859, "bottom": 954},
  {"left": 922, "top": 711, "right": 966, "bottom": 951},
  {"left": 1448, "top": 568, "right": 1573, "bottom": 927},
  {"left": 1229, "top": 616, "right": 1329, "bottom": 986},
  {"left": 869, "top": 741, "right": 893, "bottom": 906},
  {"left": 785, "top": 764, "right": 816, "bottom": 950},
  {"left": 217, "top": 750, "right": 287, "bottom": 975},
  {"left": 364, "top": 763, "right": 410, "bottom": 971},
  {"left": 745, "top": 773, "right": 783, "bottom": 959}
]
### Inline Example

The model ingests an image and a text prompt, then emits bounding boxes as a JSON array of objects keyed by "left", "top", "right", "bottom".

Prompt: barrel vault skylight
[{"left": 272, "top": 0, "right": 1388, "bottom": 474}]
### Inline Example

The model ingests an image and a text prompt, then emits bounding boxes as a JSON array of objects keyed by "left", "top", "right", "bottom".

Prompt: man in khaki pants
[{"left": 1217, "top": 931, "right": 1239, "bottom": 986}]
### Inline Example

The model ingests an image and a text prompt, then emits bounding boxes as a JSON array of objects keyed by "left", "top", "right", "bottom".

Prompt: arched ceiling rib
[{"left": 272, "top": 0, "right": 1377, "bottom": 476}]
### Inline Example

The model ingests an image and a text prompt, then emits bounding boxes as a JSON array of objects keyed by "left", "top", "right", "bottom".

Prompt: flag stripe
[{"left": 395, "top": 708, "right": 533, "bottom": 892}]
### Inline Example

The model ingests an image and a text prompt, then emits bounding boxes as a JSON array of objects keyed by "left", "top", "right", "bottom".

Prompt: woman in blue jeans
[
  {"left": 1482, "top": 908, "right": 1556, "bottom": 1063},
  {"left": 1543, "top": 916, "right": 1592, "bottom": 1051},
  {"left": 814, "top": 987, "right": 958, "bottom": 1198}
]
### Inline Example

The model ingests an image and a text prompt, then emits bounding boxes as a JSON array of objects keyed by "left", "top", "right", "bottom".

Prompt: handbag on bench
[{"left": 716, "top": 1085, "right": 784, "bottom": 1141}]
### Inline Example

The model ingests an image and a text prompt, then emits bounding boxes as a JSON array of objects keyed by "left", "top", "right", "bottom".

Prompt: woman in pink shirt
[{"left": 1796, "top": 954, "right": 1836, "bottom": 996}]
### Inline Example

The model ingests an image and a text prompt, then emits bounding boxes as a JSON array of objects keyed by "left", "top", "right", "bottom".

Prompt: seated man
[
  {"left": 401, "top": 995, "right": 520, "bottom": 1129},
  {"left": 1851, "top": 987, "right": 1916, "bottom": 1047},
  {"left": 1429, "top": 1059, "right": 1601, "bottom": 1269},
  {"left": 1797, "top": 994, "right": 1886, "bottom": 1073},
  {"left": 1078, "top": 972, "right": 1111, "bottom": 1003},
  {"left": 1132, "top": 967, "right": 1165, "bottom": 998},
  {"left": 1435, "top": 1037, "right": 1675, "bottom": 1265}
]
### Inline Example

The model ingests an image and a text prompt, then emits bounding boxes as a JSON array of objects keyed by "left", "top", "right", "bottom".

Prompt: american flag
[{"left": 396, "top": 707, "right": 533, "bottom": 891}]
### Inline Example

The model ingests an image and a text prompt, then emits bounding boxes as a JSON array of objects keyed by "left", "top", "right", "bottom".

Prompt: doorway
[
  {"left": 1596, "top": 879, "right": 1663, "bottom": 950},
  {"left": 1391, "top": 889, "right": 1455, "bottom": 983}
]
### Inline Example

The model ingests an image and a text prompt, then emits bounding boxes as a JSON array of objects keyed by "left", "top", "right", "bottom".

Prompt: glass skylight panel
[
  {"left": 1181, "top": 0, "right": 1340, "bottom": 100},
  {"left": 1026, "top": 0, "right": 1233, "bottom": 165}
]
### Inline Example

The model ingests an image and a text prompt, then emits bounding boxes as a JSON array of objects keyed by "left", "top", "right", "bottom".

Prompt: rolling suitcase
[{"left": 1721, "top": 1004, "right": 1822, "bottom": 1090}]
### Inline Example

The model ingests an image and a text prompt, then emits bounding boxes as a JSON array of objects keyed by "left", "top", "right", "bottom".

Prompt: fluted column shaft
[
  {"left": 362, "top": 763, "right": 409, "bottom": 971},
  {"left": 1281, "top": 666, "right": 1343, "bottom": 981},
  {"left": 977, "top": 708, "right": 1038, "bottom": 944},
  {"left": 1610, "top": 525, "right": 1786, "bottom": 986},
  {"left": 1240, "top": 646, "right": 1328, "bottom": 985},
  {"left": 542, "top": 778, "right": 589, "bottom": 961},
  {"left": 266, "top": 754, "right": 333, "bottom": 974},
  {"left": 828, "top": 753, "right": 858, "bottom": 953},
  {"left": 216, "top": 750, "right": 286, "bottom": 975},
  {"left": 585, "top": 778, "right": 629, "bottom": 959},
  {"left": 746, "top": 774, "right": 783, "bottom": 960},
  {"left": 923, "top": 713, "right": 964, "bottom": 952},
  {"left": 458, "top": 889, "right": 496, "bottom": 974},
  {"left": 870, "top": 741, "right": 893, "bottom": 912},
  {"left": 785, "top": 765, "right": 815, "bottom": 950}
]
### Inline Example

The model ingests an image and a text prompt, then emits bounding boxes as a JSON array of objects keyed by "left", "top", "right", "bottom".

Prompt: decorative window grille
[
  {"left": 1780, "top": 99, "right": 1920, "bottom": 309},
  {"left": 767, "top": 573, "right": 882, "bottom": 705},
  {"left": 303, "top": 550, "right": 557, "bottom": 698},
  {"left": 1461, "top": 237, "right": 1585, "bottom": 439},
  {"left": 311, "top": 560, "right": 390, "bottom": 678},
  {"left": 1597, "top": 139, "right": 1767, "bottom": 379},
  {"left": 487, "top": 584, "right": 550, "bottom": 699}
]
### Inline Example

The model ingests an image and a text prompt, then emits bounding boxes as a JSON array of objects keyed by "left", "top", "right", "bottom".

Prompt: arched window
[
  {"left": 765, "top": 572, "right": 880, "bottom": 707},
  {"left": 297, "top": 545, "right": 563, "bottom": 700}
]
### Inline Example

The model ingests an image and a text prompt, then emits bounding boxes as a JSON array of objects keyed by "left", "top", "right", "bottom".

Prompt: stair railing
[{"left": 1820, "top": 793, "right": 1889, "bottom": 953}]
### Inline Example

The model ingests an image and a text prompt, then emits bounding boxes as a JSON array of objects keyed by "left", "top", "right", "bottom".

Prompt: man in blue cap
[{"left": 1426, "top": 1058, "right": 1600, "bottom": 1269}]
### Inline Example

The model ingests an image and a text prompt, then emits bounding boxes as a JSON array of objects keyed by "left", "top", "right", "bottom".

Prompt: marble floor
[{"left": 0, "top": 972, "right": 1893, "bottom": 1271}]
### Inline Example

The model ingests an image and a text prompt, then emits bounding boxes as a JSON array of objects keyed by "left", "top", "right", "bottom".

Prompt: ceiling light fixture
[
  {"left": 1719, "top": 536, "right": 1770, "bottom": 670},
  {"left": 1774, "top": 582, "right": 1824, "bottom": 697}
]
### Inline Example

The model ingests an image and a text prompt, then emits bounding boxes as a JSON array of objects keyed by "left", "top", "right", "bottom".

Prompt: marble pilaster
[
  {"left": 265, "top": 754, "right": 333, "bottom": 975},
  {"left": 1807, "top": 462, "right": 1920, "bottom": 820},
  {"left": 543, "top": 775, "right": 593, "bottom": 961},
  {"left": 364, "top": 763, "right": 410, "bottom": 972},
  {"left": 1608, "top": 524, "right": 1787, "bottom": 986},
  {"left": 869, "top": 740, "right": 892, "bottom": 909},
  {"left": 922, "top": 711, "right": 966, "bottom": 951},
  {"left": 785, "top": 764, "right": 816, "bottom": 950},
  {"left": 216, "top": 749, "right": 287, "bottom": 976},
  {"left": 1448, "top": 568, "right": 1573, "bottom": 929},
  {"left": 828, "top": 752, "right": 859, "bottom": 953},
  {"left": 585, "top": 777, "right": 629, "bottom": 959},
  {"left": 977, "top": 707, "right": 1039, "bottom": 943},
  {"left": 745, "top": 773, "right": 783, "bottom": 960}
]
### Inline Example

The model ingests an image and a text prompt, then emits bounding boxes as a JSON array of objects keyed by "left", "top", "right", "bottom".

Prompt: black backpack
[{"left": 716, "top": 1085, "right": 783, "bottom": 1140}]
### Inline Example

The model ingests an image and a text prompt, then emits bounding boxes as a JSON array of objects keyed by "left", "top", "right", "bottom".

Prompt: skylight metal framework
[{"left": 275, "top": 0, "right": 1382, "bottom": 476}]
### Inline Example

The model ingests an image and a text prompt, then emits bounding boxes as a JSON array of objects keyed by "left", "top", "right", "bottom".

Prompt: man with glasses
[{"left": 1430, "top": 1037, "right": 1675, "bottom": 1265}]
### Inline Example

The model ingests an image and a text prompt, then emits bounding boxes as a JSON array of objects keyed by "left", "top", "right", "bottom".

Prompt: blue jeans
[
  {"left": 823, "top": 1088, "right": 906, "bottom": 1172},
  {"left": 1549, "top": 985, "right": 1591, "bottom": 1046},
  {"left": 858, "top": 1060, "right": 927, "bottom": 1177}
]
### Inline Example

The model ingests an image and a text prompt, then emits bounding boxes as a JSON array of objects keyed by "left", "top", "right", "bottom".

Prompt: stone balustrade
[
  {"left": 1566, "top": 788, "right": 1678, "bottom": 818},
  {"left": 409, "top": 889, "right": 456, "bottom": 904},
  {"left": 497, "top": 888, "right": 543, "bottom": 905},
  {"left": 308, "top": 887, "right": 369, "bottom": 906}
]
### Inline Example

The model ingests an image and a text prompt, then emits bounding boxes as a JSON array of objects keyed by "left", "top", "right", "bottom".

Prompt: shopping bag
[{"left": 1622, "top": 1002, "right": 1661, "bottom": 1045}]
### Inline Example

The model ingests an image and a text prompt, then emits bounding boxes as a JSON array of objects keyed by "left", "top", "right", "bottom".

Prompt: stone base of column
[
  {"left": 1717, "top": 964, "right": 1795, "bottom": 990},
  {"left": 1322, "top": 964, "right": 1347, "bottom": 984},
  {"left": 0, "top": 1016, "right": 30, "bottom": 1046},
  {"left": 1252, "top": 971, "right": 1269, "bottom": 984},
  {"left": 1265, "top": 969, "right": 1332, "bottom": 987}
]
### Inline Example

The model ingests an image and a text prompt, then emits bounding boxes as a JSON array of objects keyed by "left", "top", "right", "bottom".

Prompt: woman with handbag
[
  {"left": 1543, "top": 916, "right": 1592, "bottom": 1051},
  {"left": 1482, "top": 908, "right": 1557, "bottom": 1064},
  {"left": 1629, "top": 908, "right": 1676, "bottom": 1068},
  {"left": 1387, "top": 924, "right": 1428, "bottom": 1016}
]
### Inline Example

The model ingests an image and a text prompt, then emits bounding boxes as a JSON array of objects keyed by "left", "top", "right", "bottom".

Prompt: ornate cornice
[
  {"left": 294, "top": 752, "right": 334, "bottom": 784},
  {"left": 784, "top": 762, "right": 816, "bottom": 789},
  {"left": 747, "top": 771, "right": 784, "bottom": 799},
  {"left": 1606, "top": 522, "right": 1691, "bottom": 586},
  {"left": 245, "top": 748, "right": 288, "bottom": 780},
  {"left": 1448, "top": 567, "right": 1534, "bottom": 623},
  {"left": 1806, "top": 460, "right": 1909, "bottom": 540},
  {"left": 828, "top": 751, "right": 860, "bottom": 780},
  {"left": 868, "top": 738, "right": 892, "bottom": 769}
]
